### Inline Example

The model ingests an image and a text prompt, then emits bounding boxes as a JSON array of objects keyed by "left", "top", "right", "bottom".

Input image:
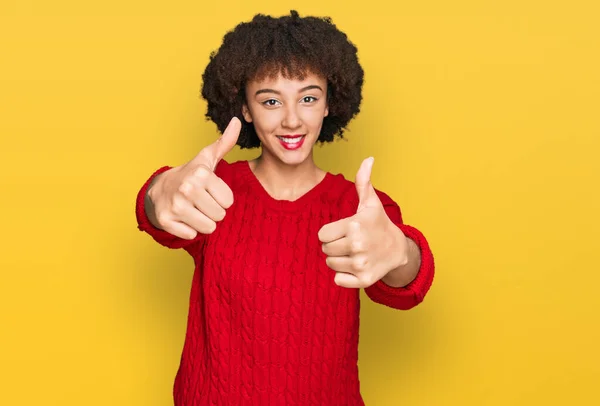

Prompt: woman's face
[{"left": 242, "top": 71, "right": 329, "bottom": 166}]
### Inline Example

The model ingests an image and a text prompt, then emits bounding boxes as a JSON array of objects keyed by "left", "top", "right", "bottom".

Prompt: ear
[
  {"left": 242, "top": 104, "right": 253, "bottom": 123},
  {"left": 324, "top": 104, "right": 329, "bottom": 117}
]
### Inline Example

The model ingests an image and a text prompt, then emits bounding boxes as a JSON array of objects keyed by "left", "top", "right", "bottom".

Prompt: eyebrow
[{"left": 255, "top": 85, "right": 323, "bottom": 96}]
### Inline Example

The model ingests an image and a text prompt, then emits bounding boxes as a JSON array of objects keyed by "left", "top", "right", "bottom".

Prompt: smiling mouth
[
  {"left": 276, "top": 135, "right": 305, "bottom": 144},
  {"left": 276, "top": 134, "right": 306, "bottom": 150}
]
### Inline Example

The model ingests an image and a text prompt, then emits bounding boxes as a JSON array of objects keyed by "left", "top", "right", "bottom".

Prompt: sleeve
[
  {"left": 135, "top": 165, "right": 206, "bottom": 253},
  {"left": 363, "top": 190, "right": 435, "bottom": 310}
]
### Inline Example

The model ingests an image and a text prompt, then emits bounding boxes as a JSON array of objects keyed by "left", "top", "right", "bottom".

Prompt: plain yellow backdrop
[{"left": 1, "top": 1, "right": 599, "bottom": 405}]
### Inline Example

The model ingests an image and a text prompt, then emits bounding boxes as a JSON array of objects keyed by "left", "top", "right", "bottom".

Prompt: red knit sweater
[{"left": 135, "top": 159, "right": 435, "bottom": 405}]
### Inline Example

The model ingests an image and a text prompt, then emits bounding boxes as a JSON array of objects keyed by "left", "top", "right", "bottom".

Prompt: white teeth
[{"left": 278, "top": 136, "right": 303, "bottom": 144}]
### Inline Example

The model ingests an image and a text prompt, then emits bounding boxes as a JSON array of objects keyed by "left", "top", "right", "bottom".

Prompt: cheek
[
  {"left": 302, "top": 108, "right": 327, "bottom": 129},
  {"left": 252, "top": 110, "right": 281, "bottom": 136}
]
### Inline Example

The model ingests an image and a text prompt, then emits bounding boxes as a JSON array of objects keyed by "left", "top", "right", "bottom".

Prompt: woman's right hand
[{"left": 146, "top": 117, "right": 242, "bottom": 239}]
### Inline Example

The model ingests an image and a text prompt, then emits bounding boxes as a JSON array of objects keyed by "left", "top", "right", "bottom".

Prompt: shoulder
[
  {"left": 214, "top": 159, "right": 248, "bottom": 186},
  {"left": 324, "top": 171, "right": 400, "bottom": 211}
]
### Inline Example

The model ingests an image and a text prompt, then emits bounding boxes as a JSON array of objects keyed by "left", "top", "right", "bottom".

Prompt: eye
[
  {"left": 301, "top": 96, "right": 317, "bottom": 103},
  {"left": 262, "top": 99, "right": 280, "bottom": 107}
]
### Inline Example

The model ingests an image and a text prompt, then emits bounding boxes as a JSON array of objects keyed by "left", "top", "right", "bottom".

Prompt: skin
[
  {"left": 241, "top": 70, "right": 421, "bottom": 288},
  {"left": 147, "top": 70, "right": 420, "bottom": 288},
  {"left": 242, "top": 71, "right": 330, "bottom": 201}
]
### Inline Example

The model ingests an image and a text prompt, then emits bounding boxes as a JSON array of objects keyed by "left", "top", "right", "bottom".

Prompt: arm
[
  {"left": 136, "top": 117, "right": 241, "bottom": 256},
  {"left": 381, "top": 233, "right": 421, "bottom": 288},
  {"left": 135, "top": 166, "right": 205, "bottom": 253},
  {"left": 363, "top": 191, "right": 435, "bottom": 310}
]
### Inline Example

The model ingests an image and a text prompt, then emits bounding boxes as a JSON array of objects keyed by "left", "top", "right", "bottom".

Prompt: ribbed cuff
[
  {"left": 135, "top": 166, "right": 201, "bottom": 249},
  {"left": 364, "top": 223, "right": 435, "bottom": 310}
]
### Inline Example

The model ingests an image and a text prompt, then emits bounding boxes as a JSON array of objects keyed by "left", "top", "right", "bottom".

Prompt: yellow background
[{"left": 1, "top": 1, "right": 599, "bottom": 404}]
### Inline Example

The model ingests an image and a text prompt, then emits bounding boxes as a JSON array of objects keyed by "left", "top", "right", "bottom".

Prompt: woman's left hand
[{"left": 318, "top": 157, "right": 410, "bottom": 288}]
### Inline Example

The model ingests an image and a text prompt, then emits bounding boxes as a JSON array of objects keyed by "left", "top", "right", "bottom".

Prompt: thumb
[
  {"left": 355, "top": 156, "right": 376, "bottom": 211},
  {"left": 203, "top": 117, "right": 242, "bottom": 170}
]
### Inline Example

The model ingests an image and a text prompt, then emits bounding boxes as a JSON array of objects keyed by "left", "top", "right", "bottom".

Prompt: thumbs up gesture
[
  {"left": 318, "top": 157, "right": 409, "bottom": 288},
  {"left": 146, "top": 117, "right": 242, "bottom": 239}
]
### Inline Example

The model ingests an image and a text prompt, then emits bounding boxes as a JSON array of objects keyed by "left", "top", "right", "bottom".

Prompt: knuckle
[
  {"left": 156, "top": 212, "right": 169, "bottom": 227},
  {"left": 193, "top": 165, "right": 211, "bottom": 180},
  {"left": 352, "top": 256, "right": 367, "bottom": 272},
  {"left": 171, "top": 198, "right": 184, "bottom": 214},
  {"left": 351, "top": 240, "right": 363, "bottom": 253},
  {"left": 178, "top": 182, "right": 191, "bottom": 196}
]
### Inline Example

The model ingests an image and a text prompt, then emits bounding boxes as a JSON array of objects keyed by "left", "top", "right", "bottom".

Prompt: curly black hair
[{"left": 200, "top": 10, "right": 364, "bottom": 149}]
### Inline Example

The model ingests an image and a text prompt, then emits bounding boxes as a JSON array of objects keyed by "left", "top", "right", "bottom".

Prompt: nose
[{"left": 281, "top": 104, "right": 301, "bottom": 130}]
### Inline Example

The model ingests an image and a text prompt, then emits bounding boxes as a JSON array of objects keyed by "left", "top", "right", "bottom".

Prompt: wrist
[{"left": 381, "top": 235, "right": 419, "bottom": 288}]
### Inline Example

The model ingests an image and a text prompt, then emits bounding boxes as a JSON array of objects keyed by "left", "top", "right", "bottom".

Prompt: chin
[{"left": 276, "top": 151, "right": 311, "bottom": 166}]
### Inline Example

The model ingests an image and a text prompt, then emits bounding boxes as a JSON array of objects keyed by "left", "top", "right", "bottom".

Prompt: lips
[{"left": 276, "top": 134, "right": 306, "bottom": 150}]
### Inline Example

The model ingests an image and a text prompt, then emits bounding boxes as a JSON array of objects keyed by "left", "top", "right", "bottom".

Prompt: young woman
[{"left": 135, "top": 10, "right": 435, "bottom": 405}]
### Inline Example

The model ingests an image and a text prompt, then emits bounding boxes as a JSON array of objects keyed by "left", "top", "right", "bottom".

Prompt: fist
[
  {"left": 147, "top": 117, "right": 242, "bottom": 239},
  {"left": 318, "top": 157, "right": 408, "bottom": 288}
]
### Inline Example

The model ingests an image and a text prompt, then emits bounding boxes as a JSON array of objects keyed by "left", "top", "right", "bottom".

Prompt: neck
[{"left": 249, "top": 153, "right": 326, "bottom": 201}]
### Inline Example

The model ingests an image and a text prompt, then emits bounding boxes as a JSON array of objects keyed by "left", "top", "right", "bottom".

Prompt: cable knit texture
[{"left": 135, "top": 160, "right": 435, "bottom": 405}]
